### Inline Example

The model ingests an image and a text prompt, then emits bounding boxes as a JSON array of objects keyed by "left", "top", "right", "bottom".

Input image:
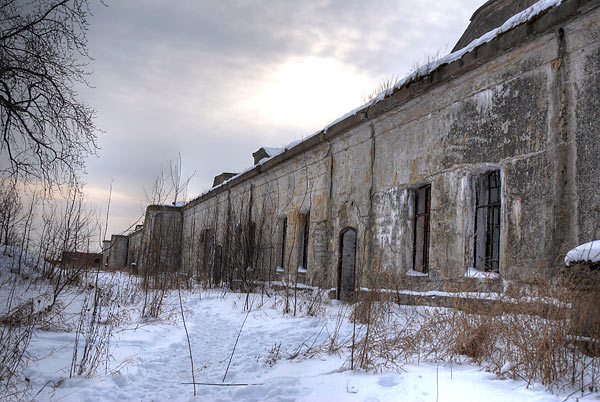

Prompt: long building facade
[{"left": 108, "top": 0, "right": 600, "bottom": 298}]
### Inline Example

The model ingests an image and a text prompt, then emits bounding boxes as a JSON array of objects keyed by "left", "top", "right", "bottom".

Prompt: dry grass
[{"left": 285, "top": 266, "right": 600, "bottom": 395}]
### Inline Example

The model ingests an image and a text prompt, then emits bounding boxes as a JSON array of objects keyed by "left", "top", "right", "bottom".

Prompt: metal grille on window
[
  {"left": 302, "top": 213, "right": 310, "bottom": 270},
  {"left": 413, "top": 184, "right": 431, "bottom": 273},
  {"left": 475, "top": 170, "right": 501, "bottom": 272},
  {"left": 280, "top": 217, "right": 287, "bottom": 269}
]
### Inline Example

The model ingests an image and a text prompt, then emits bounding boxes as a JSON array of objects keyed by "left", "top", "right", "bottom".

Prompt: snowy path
[{"left": 23, "top": 290, "right": 578, "bottom": 401}]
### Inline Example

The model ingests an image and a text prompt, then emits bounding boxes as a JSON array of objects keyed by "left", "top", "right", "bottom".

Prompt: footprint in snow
[{"left": 377, "top": 374, "right": 401, "bottom": 388}]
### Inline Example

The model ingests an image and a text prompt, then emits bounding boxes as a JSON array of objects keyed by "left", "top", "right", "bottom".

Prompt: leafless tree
[
  {"left": 0, "top": 0, "right": 99, "bottom": 186},
  {"left": 170, "top": 153, "right": 195, "bottom": 206},
  {"left": 0, "top": 178, "right": 22, "bottom": 246},
  {"left": 144, "top": 154, "right": 195, "bottom": 206},
  {"left": 144, "top": 168, "right": 170, "bottom": 206}
]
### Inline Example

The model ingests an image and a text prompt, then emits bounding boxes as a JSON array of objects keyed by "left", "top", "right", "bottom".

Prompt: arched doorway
[{"left": 338, "top": 227, "right": 357, "bottom": 300}]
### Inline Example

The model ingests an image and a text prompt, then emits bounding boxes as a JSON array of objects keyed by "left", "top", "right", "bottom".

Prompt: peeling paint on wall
[{"left": 112, "top": 1, "right": 600, "bottom": 291}]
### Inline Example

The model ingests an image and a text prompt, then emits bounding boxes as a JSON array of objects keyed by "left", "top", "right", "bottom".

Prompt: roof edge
[{"left": 183, "top": 0, "right": 593, "bottom": 212}]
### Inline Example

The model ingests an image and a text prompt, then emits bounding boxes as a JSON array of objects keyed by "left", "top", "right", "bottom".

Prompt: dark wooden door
[{"left": 338, "top": 228, "right": 356, "bottom": 300}]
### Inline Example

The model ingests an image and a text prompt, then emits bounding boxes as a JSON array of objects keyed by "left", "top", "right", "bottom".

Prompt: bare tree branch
[{"left": 0, "top": 0, "right": 99, "bottom": 187}]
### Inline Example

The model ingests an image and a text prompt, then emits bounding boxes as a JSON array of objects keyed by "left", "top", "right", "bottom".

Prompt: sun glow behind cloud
[
  {"left": 80, "top": 0, "right": 486, "bottom": 235},
  {"left": 243, "top": 56, "right": 377, "bottom": 133}
]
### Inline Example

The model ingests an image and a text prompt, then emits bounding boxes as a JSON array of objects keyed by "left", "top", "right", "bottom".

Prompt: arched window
[{"left": 338, "top": 227, "right": 357, "bottom": 300}]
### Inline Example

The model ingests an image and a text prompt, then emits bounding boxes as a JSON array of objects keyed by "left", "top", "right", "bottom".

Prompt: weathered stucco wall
[
  {"left": 569, "top": 2, "right": 600, "bottom": 249},
  {"left": 124, "top": 0, "right": 599, "bottom": 294},
  {"left": 136, "top": 206, "right": 182, "bottom": 274},
  {"left": 370, "top": 24, "right": 559, "bottom": 283},
  {"left": 180, "top": 140, "right": 332, "bottom": 287},
  {"left": 108, "top": 235, "right": 128, "bottom": 269},
  {"left": 126, "top": 228, "right": 143, "bottom": 270}
]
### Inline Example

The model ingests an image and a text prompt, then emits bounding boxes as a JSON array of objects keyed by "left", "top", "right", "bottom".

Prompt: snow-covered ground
[
  {"left": 22, "top": 292, "right": 570, "bottom": 402},
  {"left": 0, "top": 248, "right": 597, "bottom": 401}
]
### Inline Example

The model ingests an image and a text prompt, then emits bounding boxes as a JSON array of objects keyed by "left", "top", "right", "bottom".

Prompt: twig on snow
[
  {"left": 182, "top": 382, "right": 264, "bottom": 386},
  {"left": 223, "top": 296, "right": 255, "bottom": 382}
]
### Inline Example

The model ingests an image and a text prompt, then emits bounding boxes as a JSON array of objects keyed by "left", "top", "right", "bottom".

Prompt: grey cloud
[{"left": 82, "top": 0, "right": 486, "bottom": 235}]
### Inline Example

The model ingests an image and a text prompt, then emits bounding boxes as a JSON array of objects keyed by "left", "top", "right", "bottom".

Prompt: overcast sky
[{"left": 80, "top": 0, "right": 487, "bottom": 237}]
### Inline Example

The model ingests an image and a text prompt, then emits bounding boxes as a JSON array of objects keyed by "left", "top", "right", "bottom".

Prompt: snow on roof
[
  {"left": 262, "top": 147, "right": 284, "bottom": 157},
  {"left": 318, "top": 0, "right": 563, "bottom": 135},
  {"left": 281, "top": 0, "right": 564, "bottom": 151},
  {"left": 413, "top": 0, "right": 562, "bottom": 79},
  {"left": 564, "top": 240, "right": 600, "bottom": 265},
  {"left": 189, "top": 0, "right": 564, "bottom": 205},
  {"left": 154, "top": 200, "right": 186, "bottom": 208}
]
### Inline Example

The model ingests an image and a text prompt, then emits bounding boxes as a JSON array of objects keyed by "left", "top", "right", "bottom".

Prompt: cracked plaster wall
[{"left": 131, "top": 1, "right": 600, "bottom": 291}]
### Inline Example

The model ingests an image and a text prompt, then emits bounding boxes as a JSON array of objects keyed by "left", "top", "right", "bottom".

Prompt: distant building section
[
  {"left": 212, "top": 172, "right": 238, "bottom": 187},
  {"left": 453, "top": 0, "right": 538, "bottom": 51},
  {"left": 252, "top": 147, "right": 283, "bottom": 165},
  {"left": 108, "top": 235, "right": 128, "bottom": 269},
  {"left": 61, "top": 251, "right": 103, "bottom": 269}
]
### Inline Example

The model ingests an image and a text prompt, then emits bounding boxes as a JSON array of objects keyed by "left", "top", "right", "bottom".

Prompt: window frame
[
  {"left": 301, "top": 212, "right": 310, "bottom": 271},
  {"left": 412, "top": 184, "right": 431, "bottom": 273},
  {"left": 280, "top": 216, "right": 288, "bottom": 270},
  {"left": 474, "top": 170, "right": 501, "bottom": 272}
]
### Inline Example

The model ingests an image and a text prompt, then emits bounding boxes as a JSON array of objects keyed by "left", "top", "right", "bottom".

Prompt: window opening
[
  {"left": 202, "top": 228, "right": 212, "bottom": 272},
  {"left": 280, "top": 217, "right": 288, "bottom": 269},
  {"left": 413, "top": 184, "right": 431, "bottom": 273},
  {"left": 301, "top": 212, "right": 310, "bottom": 270},
  {"left": 474, "top": 170, "right": 501, "bottom": 272},
  {"left": 214, "top": 244, "right": 222, "bottom": 284}
]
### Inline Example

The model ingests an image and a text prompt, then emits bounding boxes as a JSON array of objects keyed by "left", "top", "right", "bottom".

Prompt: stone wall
[
  {"left": 119, "top": 0, "right": 600, "bottom": 294},
  {"left": 136, "top": 205, "right": 182, "bottom": 274},
  {"left": 108, "top": 235, "right": 128, "bottom": 269},
  {"left": 126, "top": 228, "right": 143, "bottom": 271}
]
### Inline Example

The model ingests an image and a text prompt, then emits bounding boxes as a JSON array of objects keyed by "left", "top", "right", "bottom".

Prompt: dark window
[
  {"left": 248, "top": 221, "right": 256, "bottom": 250},
  {"left": 241, "top": 221, "right": 256, "bottom": 269},
  {"left": 474, "top": 170, "right": 501, "bottom": 272},
  {"left": 235, "top": 224, "right": 242, "bottom": 249},
  {"left": 301, "top": 212, "right": 310, "bottom": 270},
  {"left": 202, "top": 229, "right": 212, "bottom": 270},
  {"left": 214, "top": 244, "right": 222, "bottom": 284},
  {"left": 280, "top": 217, "right": 288, "bottom": 269},
  {"left": 413, "top": 184, "right": 431, "bottom": 273}
]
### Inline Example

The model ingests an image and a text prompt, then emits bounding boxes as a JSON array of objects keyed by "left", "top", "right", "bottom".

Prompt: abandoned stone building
[{"left": 105, "top": 0, "right": 600, "bottom": 299}]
